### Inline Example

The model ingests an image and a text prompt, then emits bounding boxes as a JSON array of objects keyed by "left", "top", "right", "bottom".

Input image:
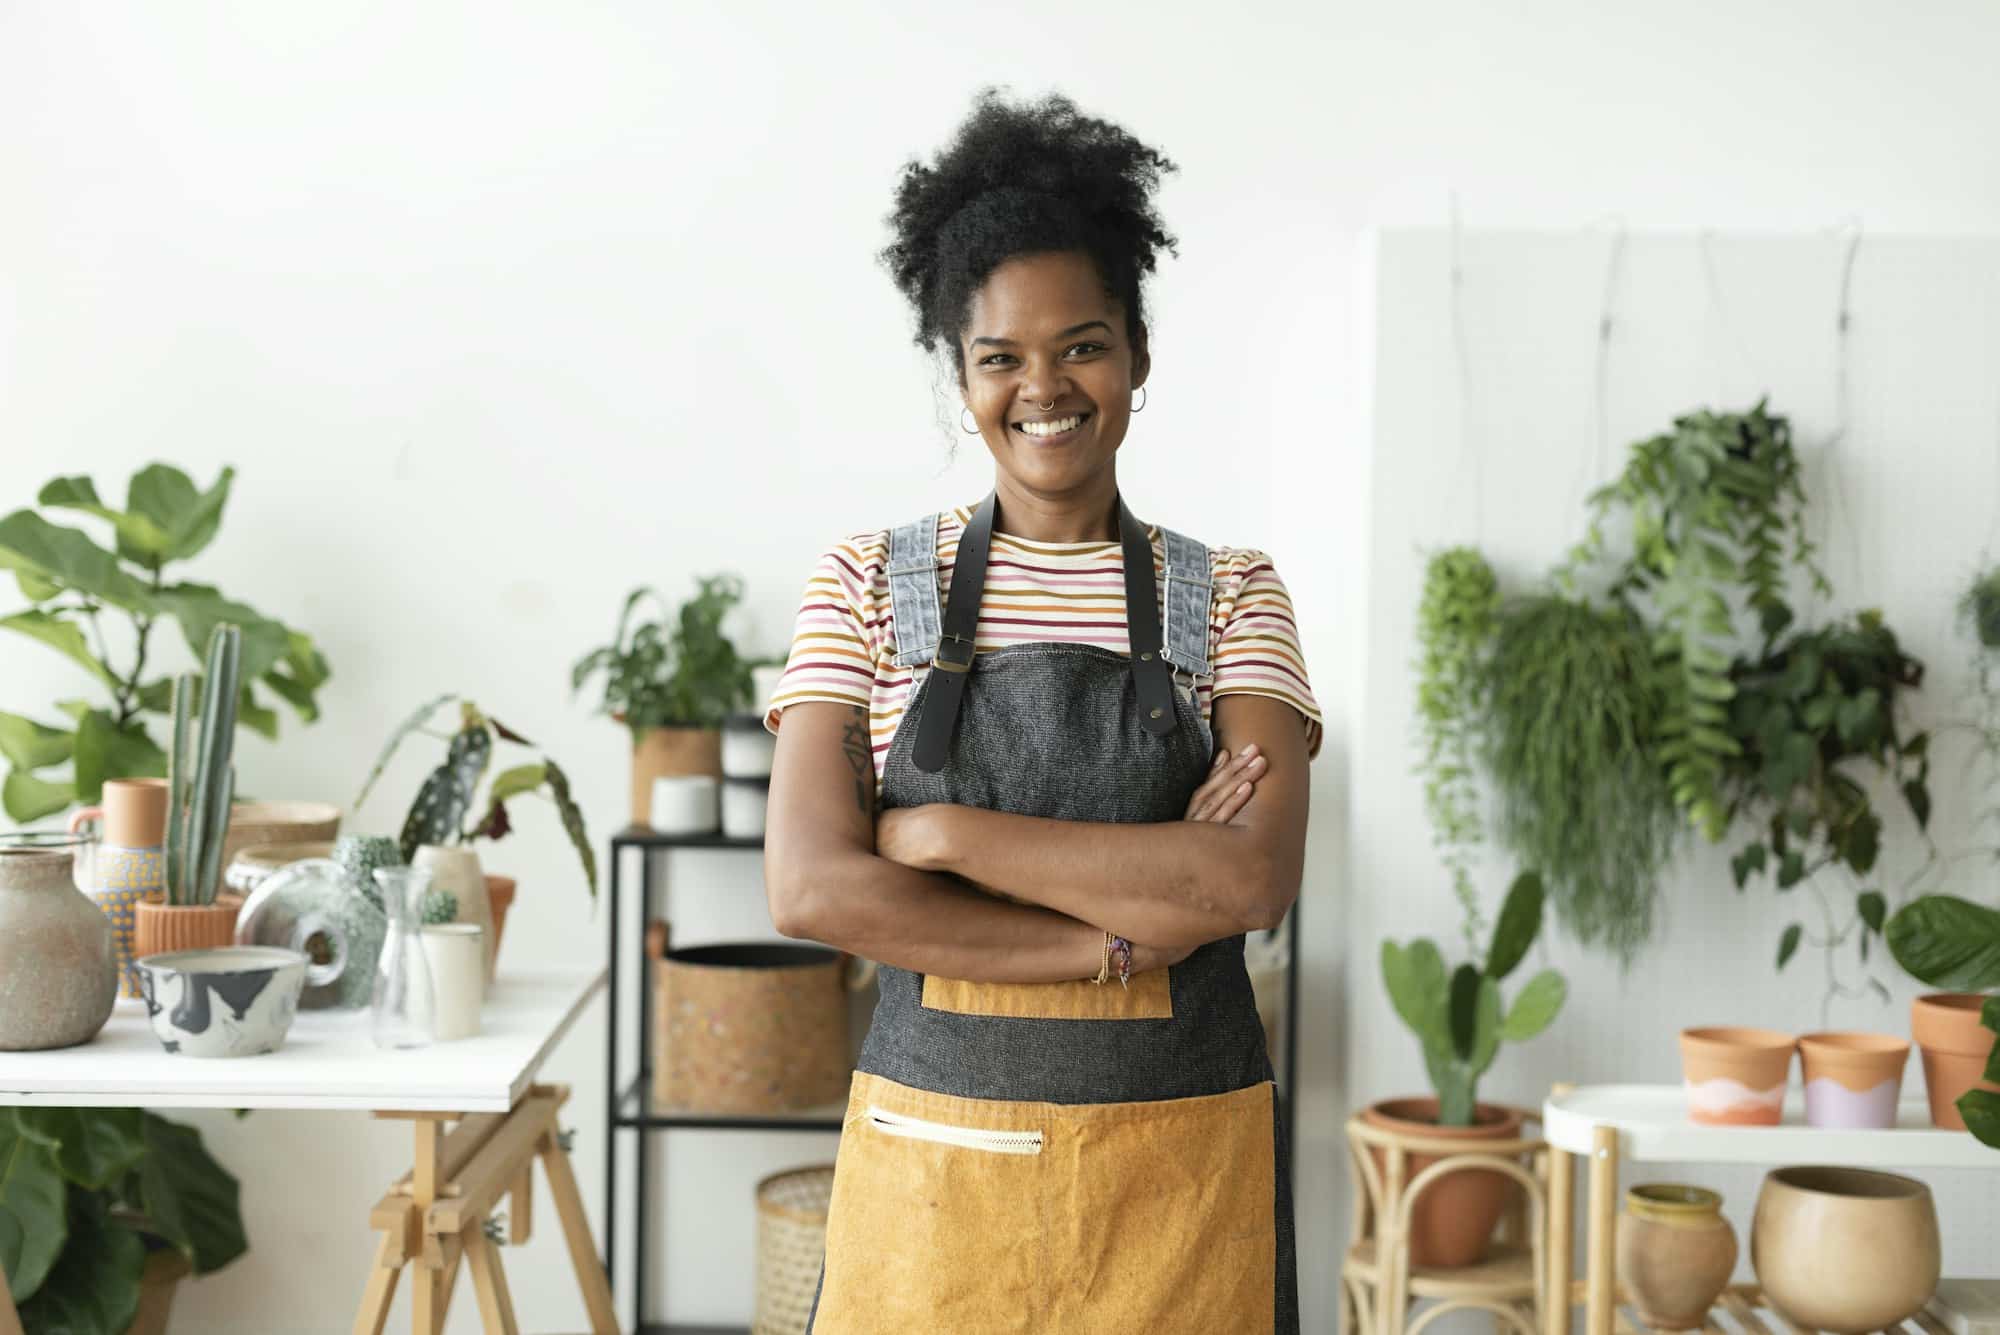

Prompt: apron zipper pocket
[{"left": 864, "top": 1105, "right": 1044, "bottom": 1156}]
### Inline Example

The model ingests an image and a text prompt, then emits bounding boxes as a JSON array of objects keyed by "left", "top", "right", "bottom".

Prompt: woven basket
[
  {"left": 648, "top": 921, "right": 863, "bottom": 1114},
  {"left": 752, "top": 1164, "right": 835, "bottom": 1335}
]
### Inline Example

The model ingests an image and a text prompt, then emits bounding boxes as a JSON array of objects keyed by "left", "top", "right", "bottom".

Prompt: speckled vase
[
  {"left": 0, "top": 844, "right": 118, "bottom": 1050},
  {"left": 69, "top": 778, "right": 169, "bottom": 998}
]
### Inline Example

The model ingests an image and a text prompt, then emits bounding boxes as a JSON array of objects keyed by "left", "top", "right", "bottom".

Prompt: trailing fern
[{"left": 1414, "top": 548, "right": 1501, "bottom": 952}]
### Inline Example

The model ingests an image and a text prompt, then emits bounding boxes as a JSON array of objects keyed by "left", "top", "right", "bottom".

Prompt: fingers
[{"left": 1185, "top": 744, "right": 1264, "bottom": 821}]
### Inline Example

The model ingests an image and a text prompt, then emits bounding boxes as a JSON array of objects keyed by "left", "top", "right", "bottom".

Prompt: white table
[{"left": 0, "top": 969, "right": 615, "bottom": 1335}]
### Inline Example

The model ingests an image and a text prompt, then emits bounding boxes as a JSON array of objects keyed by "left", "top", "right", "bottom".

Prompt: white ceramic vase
[
  {"left": 411, "top": 846, "right": 493, "bottom": 987},
  {"left": 421, "top": 925, "right": 485, "bottom": 1040}
]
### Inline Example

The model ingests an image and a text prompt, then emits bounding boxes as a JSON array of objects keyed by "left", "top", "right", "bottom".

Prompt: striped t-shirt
[{"left": 765, "top": 503, "right": 1324, "bottom": 778}]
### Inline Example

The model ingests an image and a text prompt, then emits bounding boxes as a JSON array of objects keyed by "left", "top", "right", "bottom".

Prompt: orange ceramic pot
[
  {"left": 484, "top": 874, "right": 516, "bottom": 968},
  {"left": 1680, "top": 1027, "right": 1795, "bottom": 1125},
  {"left": 1362, "top": 1097, "right": 1524, "bottom": 1269},
  {"left": 1911, "top": 993, "right": 1999, "bottom": 1131},
  {"left": 132, "top": 896, "right": 240, "bottom": 960}
]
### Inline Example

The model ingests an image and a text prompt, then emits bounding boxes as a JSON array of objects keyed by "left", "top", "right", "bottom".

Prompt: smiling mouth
[{"left": 1011, "top": 411, "right": 1092, "bottom": 442}]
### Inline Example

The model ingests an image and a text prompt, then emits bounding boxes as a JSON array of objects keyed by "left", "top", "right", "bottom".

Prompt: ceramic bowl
[
  {"left": 134, "top": 946, "right": 308, "bottom": 1058},
  {"left": 1751, "top": 1165, "right": 1940, "bottom": 1333}
]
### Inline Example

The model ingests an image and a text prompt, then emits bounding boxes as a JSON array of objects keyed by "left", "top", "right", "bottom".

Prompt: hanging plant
[
  {"left": 1484, "top": 593, "right": 1678, "bottom": 959},
  {"left": 1565, "top": 401, "right": 1827, "bottom": 841},
  {"left": 1414, "top": 547, "right": 1501, "bottom": 952},
  {"left": 1963, "top": 566, "right": 2000, "bottom": 652}
]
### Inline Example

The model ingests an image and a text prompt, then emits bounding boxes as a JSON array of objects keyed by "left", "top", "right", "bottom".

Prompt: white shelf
[
  {"left": 1543, "top": 1083, "right": 1997, "bottom": 1170},
  {"left": 0, "top": 968, "right": 605, "bottom": 1112}
]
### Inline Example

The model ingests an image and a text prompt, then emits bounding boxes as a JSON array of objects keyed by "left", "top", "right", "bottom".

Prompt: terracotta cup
[
  {"left": 1798, "top": 1032, "right": 1910, "bottom": 1129},
  {"left": 1911, "top": 993, "right": 2000, "bottom": 1131},
  {"left": 1361, "top": 1097, "right": 1525, "bottom": 1269},
  {"left": 132, "top": 895, "right": 240, "bottom": 960},
  {"left": 1616, "top": 1184, "right": 1738, "bottom": 1331},
  {"left": 1751, "top": 1165, "right": 1940, "bottom": 1333},
  {"left": 68, "top": 777, "right": 169, "bottom": 848},
  {"left": 1680, "top": 1027, "right": 1795, "bottom": 1125}
]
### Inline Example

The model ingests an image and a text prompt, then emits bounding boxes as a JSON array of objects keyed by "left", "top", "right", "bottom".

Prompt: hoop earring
[
  {"left": 1130, "top": 386, "right": 1148, "bottom": 413},
  {"left": 960, "top": 407, "right": 981, "bottom": 435}
]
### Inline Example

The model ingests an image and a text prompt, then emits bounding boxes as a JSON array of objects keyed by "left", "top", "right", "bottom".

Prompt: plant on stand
[
  {"left": 0, "top": 463, "right": 330, "bottom": 821},
  {"left": 571, "top": 575, "right": 764, "bottom": 829}
]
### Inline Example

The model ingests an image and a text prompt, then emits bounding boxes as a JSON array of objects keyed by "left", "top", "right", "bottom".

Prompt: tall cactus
[{"left": 165, "top": 624, "right": 242, "bottom": 906}]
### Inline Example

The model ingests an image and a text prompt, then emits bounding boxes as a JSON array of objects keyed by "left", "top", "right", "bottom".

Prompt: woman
[{"left": 763, "top": 91, "right": 1321, "bottom": 1333}]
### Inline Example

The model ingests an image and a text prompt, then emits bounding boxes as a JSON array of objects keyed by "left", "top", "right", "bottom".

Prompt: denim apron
[{"left": 805, "top": 492, "right": 1300, "bottom": 1333}]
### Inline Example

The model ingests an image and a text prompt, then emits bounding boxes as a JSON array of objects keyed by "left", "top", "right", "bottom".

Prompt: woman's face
[{"left": 959, "top": 250, "right": 1149, "bottom": 499}]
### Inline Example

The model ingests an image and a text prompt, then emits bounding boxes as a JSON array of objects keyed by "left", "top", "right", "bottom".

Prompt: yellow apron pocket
[
  {"left": 814, "top": 1073, "right": 1051, "bottom": 1334},
  {"left": 920, "top": 966, "right": 1173, "bottom": 1020}
]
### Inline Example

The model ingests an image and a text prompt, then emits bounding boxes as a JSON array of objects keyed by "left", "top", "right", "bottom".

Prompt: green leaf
[
  {"left": 0, "top": 1111, "right": 69, "bottom": 1302},
  {"left": 1777, "top": 923, "right": 1803, "bottom": 970},
  {"left": 236, "top": 685, "right": 278, "bottom": 741},
  {"left": 156, "top": 584, "right": 290, "bottom": 683},
  {"left": 71, "top": 710, "right": 168, "bottom": 804},
  {"left": 137, "top": 1113, "right": 245, "bottom": 1275},
  {"left": 1485, "top": 870, "right": 1544, "bottom": 981},
  {"left": 1903, "top": 780, "right": 1932, "bottom": 830},
  {"left": 1857, "top": 891, "right": 1886, "bottom": 934},
  {"left": 0, "top": 711, "right": 73, "bottom": 771},
  {"left": 1835, "top": 687, "right": 1883, "bottom": 748},
  {"left": 1886, "top": 896, "right": 2000, "bottom": 990},
  {"left": 398, "top": 721, "right": 492, "bottom": 860},
  {"left": 12, "top": 1109, "right": 143, "bottom": 1191},
  {"left": 1842, "top": 813, "right": 1881, "bottom": 874},
  {"left": 1961, "top": 1089, "right": 2000, "bottom": 1152},
  {"left": 38, "top": 474, "right": 175, "bottom": 567},
  {"left": 1381, "top": 939, "right": 1447, "bottom": 1044},
  {"left": 15, "top": 568, "right": 62, "bottom": 602},
  {"left": 1467, "top": 974, "right": 1502, "bottom": 1075},
  {"left": 1448, "top": 963, "right": 1482, "bottom": 1060},
  {"left": 1777, "top": 851, "right": 1806, "bottom": 889},
  {"left": 3, "top": 770, "right": 76, "bottom": 821},
  {"left": 355, "top": 693, "right": 455, "bottom": 811},
  {"left": 14, "top": 1189, "right": 144, "bottom": 1335},
  {"left": 543, "top": 759, "right": 597, "bottom": 897},
  {"left": 1762, "top": 731, "right": 1816, "bottom": 795},
  {"left": 1982, "top": 997, "right": 2000, "bottom": 1085},
  {"left": 0, "top": 610, "right": 116, "bottom": 686},
  {"left": 1500, "top": 969, "right": 1566, "bottom": 1041},
  {"left": 0, "top": 511, "right": 155, "bottom": 610},
  {"left": 486, "top": 763, "right": 546, "bottom": 806},
  {"left": 128, "top": 464, "right": 233, "bottom": 563},
  {"left": 1730, "top": 843, "right": 1768, "bottom": 890}
]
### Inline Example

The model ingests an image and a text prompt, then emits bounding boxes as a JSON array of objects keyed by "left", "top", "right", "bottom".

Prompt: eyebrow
[{"left": 969, "top": 320, "right": 1113, "bottom": 349}]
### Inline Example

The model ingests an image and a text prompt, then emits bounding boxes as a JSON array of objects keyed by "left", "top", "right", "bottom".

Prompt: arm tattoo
[{"left": 840, "top": 707, "right": 876, "bottom": 817}]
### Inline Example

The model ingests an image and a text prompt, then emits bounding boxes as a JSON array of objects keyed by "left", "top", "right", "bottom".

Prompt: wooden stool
[{"left": 1341, "top": 1107, "right": 1549, "bottom": 1335}]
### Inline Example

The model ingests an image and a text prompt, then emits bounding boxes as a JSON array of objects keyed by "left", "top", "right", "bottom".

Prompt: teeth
[{"left": 1019, "top": 415, "right": 1085, "bottom": 437}]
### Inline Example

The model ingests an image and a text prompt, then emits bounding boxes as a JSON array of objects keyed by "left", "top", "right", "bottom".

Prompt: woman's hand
[
  {"left": 875, "top": 805, "right": 940, "bottom": 871},
  {"left": 1184, "top": 744, "right": 1264, "bottom": 823}
]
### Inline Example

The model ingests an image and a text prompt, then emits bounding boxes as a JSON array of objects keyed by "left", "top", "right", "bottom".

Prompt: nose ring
[{"left": 1038, "top": 399, "right": 1055, "bottom": 411}]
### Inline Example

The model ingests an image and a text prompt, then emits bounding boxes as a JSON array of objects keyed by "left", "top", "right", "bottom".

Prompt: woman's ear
[{"left": 1131, "top": 321, "right": 1151, "bottom": 388}]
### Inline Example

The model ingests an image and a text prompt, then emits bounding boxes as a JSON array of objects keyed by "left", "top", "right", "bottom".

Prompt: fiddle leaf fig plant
[
  {"left": 355, "top": 696, "right": 597, "bottom": 896},
  {"left": 1382, "top": 871, "right": 1567, "bottom": 1126},
  {"left": 0, "top": 464, "right": 330, "bottom": 821}
]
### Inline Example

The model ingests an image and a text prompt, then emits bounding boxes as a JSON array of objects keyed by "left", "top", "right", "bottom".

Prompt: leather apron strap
[{"left": 912, "top": 491, "right": 1174, "bottom": 773}]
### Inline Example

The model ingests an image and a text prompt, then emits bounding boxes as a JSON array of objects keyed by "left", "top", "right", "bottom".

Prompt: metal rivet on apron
[
  {"left": 1140, "top": 651, "right": 1153, "bottom": 661},
  {"left": 1149, "top": 707, "right": 1163, "bottom": 719}
]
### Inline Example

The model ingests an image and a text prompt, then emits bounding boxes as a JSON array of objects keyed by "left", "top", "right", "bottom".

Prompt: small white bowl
[{"left": 133, "top": 946, "right": 308, "bottom": 1058}]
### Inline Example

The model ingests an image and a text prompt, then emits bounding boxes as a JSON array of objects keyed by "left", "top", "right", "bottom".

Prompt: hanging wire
[
  {"left": 1576, "top": 218, "right": 1629, "bottom": 513},
  {"left": 1446, "top": 191, "right": 1484, "bottom": 544},
  {"left": 1698, "top": 229, "right": 1762, "bottom": 406},
  {"left": 1817, "top": 217, "right": 1865, "bottom": 613},
  {"left": 1986, "top": 262, "right": 2000, "bottom": 557}
]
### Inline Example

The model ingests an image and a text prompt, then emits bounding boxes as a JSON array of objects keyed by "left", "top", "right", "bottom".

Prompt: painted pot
[
  {"left": 70, "top": 778, "right": 171, "bottom": 998},
  {"left": 133, "top": 946, "right": 307, "bottom": 1058},
  {"left": 1799, "top": 1032, "right": 1910, "bottom": 1129},
  {"left": 484, "top": 874, "right": 515, "bottom": 968},
  {"left": 1361, "top": 1097, "right": 1524, "bottom": 1269},
  {"left": 1751, "top": 1165, "right": 1940, "bottom": 1333},
  {"left": 629, "top": 724, "right": 722, "bottom": 827},
  {"left": 1911, "top": 993, "right": 2000, "bottom": 1131},
  {"left": 411, "top": 845, "right": 493, "bottom": 984},
  {"left": 1680, "top": 1027, "right": 1795, "bottom": 1125},
  {"left": 1617, "top": 1185, "right": 1738, "bottom": 1331},
  {"left": 0, "top": 843, "right": 118, "bottom": 1050}
]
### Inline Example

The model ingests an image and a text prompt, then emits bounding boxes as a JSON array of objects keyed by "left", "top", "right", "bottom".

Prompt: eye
[
  {"left": 979, "top": 353, "right": 1017, "bottom": 368},
  {"left": 1064, "top": 341, "right": 1107, "bottom": 358}
]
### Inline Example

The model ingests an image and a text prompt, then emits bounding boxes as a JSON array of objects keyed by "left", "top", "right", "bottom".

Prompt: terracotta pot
[
  {"left": 1911, "top": 993, "right": 2000, "bottom": 1131},
  {"left": 133, "top": 895, "right": 240, "bottom": 960},
  {"left": 412, "top": 846, "right": 492, "bottom": 985},
  {"left": 68, "top": 777, "right": 169, "bottom": 847},
  {"left": 1751, "top": 1165, "right": 1939, "bottom": 1333},
  {"left": 630, "top": 725, "right": 722, "bottom": 827},
  {"left": 1798, "top": 1032, "right": 1910, "bottom": 1129},
  {"left": 1362, "top": 1096, "right": 1524, "bottom": 1269},
  {"left": 127, "top": 1248, "right": 191, "bottom": 1335},
  {"left": 219, "top": 801, "right": 342, "bottom": 871},
  {"left": 1616, "top": 1184, "right": 1738, "bottom": 1331},
  {"left": 484, "top": 874, "right": 515, "bottom": 968},
  {"left": 1679, "top": 1027, "right": 1795, "bottom": 1125},
  {"left": 0, "top": 843, "right": 118, "bottom": 1050}
]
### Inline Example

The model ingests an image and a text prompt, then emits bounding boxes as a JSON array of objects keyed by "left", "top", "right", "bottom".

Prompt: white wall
[{"left": 5, "top": 2, "right": 2000, "bottom": 1330}]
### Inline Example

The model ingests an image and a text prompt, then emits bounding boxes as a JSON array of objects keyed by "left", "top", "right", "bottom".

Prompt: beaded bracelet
[{"left": 1092, "top": 931, "right": 1134, "bottom": 987}]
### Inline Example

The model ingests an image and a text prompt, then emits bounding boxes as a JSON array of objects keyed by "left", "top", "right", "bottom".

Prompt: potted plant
[
  {"left": 1413, "top": 548, "right": 1501, "bottom": 953},
  {"left": 571, "top": 576, "right": 762, "bottom": 828},
  {"left": 355, "top": 697, "right": 596, "bottom": 979},
  {"left": 132, "top": 625, "right": 244, "bottom": 959},
  {"left": 0, "top": 1106, "right": 247, "bottom": 1335},
  {"left": 0, "top": 463, "right": 330, "bottom": 822},
  {"left": 1886, "top": 895, "right": 2000, "bottom": 1139},
  {"left": 1375, "top": 871, "right": 1567, "bottom": 1267}
]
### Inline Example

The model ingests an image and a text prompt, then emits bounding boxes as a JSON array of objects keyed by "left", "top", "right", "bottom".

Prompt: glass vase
[{"left": 371, "top": 867, "right": 435, "bottom": 1050}]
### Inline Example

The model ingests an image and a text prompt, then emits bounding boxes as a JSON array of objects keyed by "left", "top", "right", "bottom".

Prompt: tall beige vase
[{"left": 412, "top": 845, "right": 493, "bottom": 986}]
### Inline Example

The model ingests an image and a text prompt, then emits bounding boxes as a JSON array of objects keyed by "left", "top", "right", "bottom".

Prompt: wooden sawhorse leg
[{"left": 352, "top": 1084, "right": 616, "bottom": 1335}]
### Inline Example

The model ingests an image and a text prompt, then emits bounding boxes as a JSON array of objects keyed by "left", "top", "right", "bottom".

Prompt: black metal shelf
[
  {"left": 614, "top": 1075, "right": 846, "bottom": 1132},
  {"left": 612, "top": 826, "right": 764, "bottom": 852}
]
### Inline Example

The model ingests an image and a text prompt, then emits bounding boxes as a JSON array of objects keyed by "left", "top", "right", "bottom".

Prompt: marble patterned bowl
[{"left": 133, "top": 946, "right": 308, "bottom": 1058}]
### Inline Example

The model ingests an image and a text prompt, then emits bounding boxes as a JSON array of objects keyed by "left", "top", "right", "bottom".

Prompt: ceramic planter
[
  {"left": 133, "top": 946, "right": 307, "bottom": 1058},
  {"left": 1750, "top": 1165, "right": 1940, "bottom": 1333},
  {"left": 1798, "top": 1032, "right": 1910, "bottom": 1129},
  {"left": 133, "top": 896, "right": 240, "bottom": 960},
  {"left": 411, "top": 845, "right": 493, "bottom": 984},
  {"left": 1616, "top": 1184, "right": 1737, "bottom": 1331},
  {"left": 0, "top": 842, "right": 118, "bottom": 1050},
  {"left": 652, "top": 774, "right": 721, "bottom": 836},
  {"left": 234, "top": 857, "right": 385, "bottom": 1011},
  {"left": 1361, "top": 1096, "right": 1524, "bottom": 1269},
  {"left": 69, "top": 777, "right": 170, "bottom": 997},
  {"left": 721, "top": 777, "right": 770, "bottom": 839},
  {"left": 1679, "top": 1027, "right": 1795, "bottom": 1125},
  {"left": 421, "top": 924, "right": 485, "bottom": 1040},
  {"left": 484, "top": 874, "right": 515, "bottom": 967},
  {"left": 630, "top": 725, "right": 722, "bottom": 827},
  {"left": 721, "top": 712, "right": 776, "bottom": 779},
  {"left": 1911, "top": 993, "right": 2000, "bottom": 1130}
]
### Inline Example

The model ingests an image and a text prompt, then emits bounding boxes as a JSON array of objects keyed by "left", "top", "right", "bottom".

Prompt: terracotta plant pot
[
  {"left": 1911, "top": 993, "right": 2000, "bottom": 1131},
  {"left": 484, "top": 874, "right": 515, "bottom": 968},
  {"left": 1751, "top": 1165, "right": 1940, "bottom": 1333},
  {"left": 629, "top": 725, "right": 722, "bottom": 827},
  {"left": 133, "top": 895, "right": 240, "bottom": 960},
  {"left": 1679, "top": 1027, "right": 1795, "bottom": 1125},
  {"left": 1798, "top": 1032, "right": 1910, "bottom": 1129},
  {"left": 1361, "top": 1096, "right": 1524, "bottom": 1269},
  {"left": 1616, "top": 1184, "right": 1738, "bottom": 1331}
]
